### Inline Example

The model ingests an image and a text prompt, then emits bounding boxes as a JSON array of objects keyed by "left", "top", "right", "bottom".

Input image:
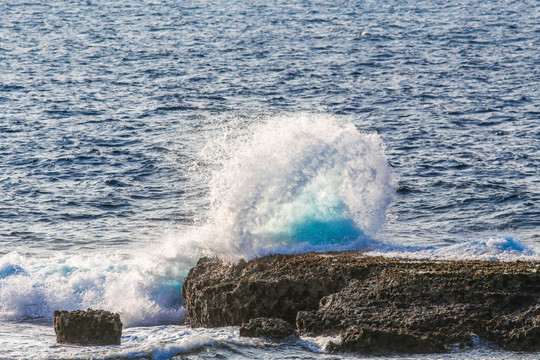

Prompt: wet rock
[
  {"left": 240, "top": 317, "right": 298, "bottom": 339},
  {"left": 181, "top": 253, "right": 356, "bottom": 327},
  {"left": 54, "top": 308, "right": 122, "bottom": 345},
  {"left": 182, "top": 252, "right": 540, "bottom": 354},
  {"left": 327, "top": 327, "right": 445, "bottom": 354},
  {"left": 296, "top": 259, "right": 540, "bottom": 351}
]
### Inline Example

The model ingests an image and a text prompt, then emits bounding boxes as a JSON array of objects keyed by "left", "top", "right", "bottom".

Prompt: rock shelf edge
[{"left": 181, "top": 251, "right": 540, "bottom": 354}]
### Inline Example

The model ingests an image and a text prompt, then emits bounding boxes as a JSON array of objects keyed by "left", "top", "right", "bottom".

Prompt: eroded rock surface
[
  {"left": 240, "top": 317, "right": 297, "bottom": 339},
  {"left": 54, "top": 308, "right": 122, "bottom": 345},
  {"left": 326, "top": 327, "right": 445, "bottom": 354},
  {"left": 182, "top": 252, "right": 540, "bottom": 353},
  {"left": 182, "top": 253, "right": 357, "bottom": 327}
]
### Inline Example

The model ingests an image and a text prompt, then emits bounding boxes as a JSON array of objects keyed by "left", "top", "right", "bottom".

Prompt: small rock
[
  {"left": 54, "top": 308, "right": 122, "bottom": 345},
  {"left": 240, "top": 317, "right": 298, "bottom": 340}
]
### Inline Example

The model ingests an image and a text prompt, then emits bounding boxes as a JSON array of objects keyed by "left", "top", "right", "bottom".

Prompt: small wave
[
  {"left": 373, "top": 235, "right": 539, "bottom": 262},
  {"left": 0, "top": 323, "right": 226, "bottom": 360},
  {"left": 115, "top": 331, "right": 214, "bottom": 360}
]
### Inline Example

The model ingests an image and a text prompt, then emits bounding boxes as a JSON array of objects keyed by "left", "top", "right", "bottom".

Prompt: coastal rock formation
[
  {"left": 326, "top": 327, "right": 445, "bottom": 354},
  {"left": 239, "top": 317, "right": 298, "bottom": 339},
  {"left": 182, "top": 253, "right": 358, "bottom": 327},
  {"left": 54, "top": 309, "right": 123, "bottom": 345},
  {"left": 182, "top": 252, "right": 540, "bottom": 354}
]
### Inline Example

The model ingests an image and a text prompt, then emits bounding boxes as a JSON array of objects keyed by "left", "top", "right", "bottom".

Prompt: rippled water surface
[{"left": 0, "top": 0, "right": 539, "bottom": 359}]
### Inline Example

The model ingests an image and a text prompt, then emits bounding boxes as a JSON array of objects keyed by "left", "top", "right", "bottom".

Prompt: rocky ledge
[{"left": 181, "top": 252, "right": 540, "bottom": 354}]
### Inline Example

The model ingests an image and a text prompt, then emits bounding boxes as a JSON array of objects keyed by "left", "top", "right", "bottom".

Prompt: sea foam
[{"left": 0, "top": 250, "right": 186, "bottom": 326}]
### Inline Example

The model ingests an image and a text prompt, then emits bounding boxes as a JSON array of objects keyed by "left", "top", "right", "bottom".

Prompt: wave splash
[
  {"left": 0, "top": 251, "right": 187, "bottom": 327},
  {"left": 197, "top": 113, "right": 397, "bottom": 259}
]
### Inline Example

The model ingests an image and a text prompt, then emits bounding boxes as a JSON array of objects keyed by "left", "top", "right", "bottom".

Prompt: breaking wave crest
[{"left": 196, "top": 113, "right": 397, "bottom": 259}]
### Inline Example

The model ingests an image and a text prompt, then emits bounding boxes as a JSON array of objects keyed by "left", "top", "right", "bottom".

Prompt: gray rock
[{"left": 54, "top": 308, "right": 122, "bottom": 345}]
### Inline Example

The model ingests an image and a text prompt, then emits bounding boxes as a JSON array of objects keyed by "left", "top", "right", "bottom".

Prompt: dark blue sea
[{"left": 0, "top": 0, "right": 539, "bottom": 358}]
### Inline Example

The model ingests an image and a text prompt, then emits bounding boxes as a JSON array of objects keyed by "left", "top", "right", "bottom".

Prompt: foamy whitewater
[{"left": 1, "top": 0, "right": 539, "bottom": 358}]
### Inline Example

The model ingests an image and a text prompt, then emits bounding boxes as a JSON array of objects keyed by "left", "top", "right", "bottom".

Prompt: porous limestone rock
[
  {"left": 239, "top": 317, "right": 298, "bottom": 340},
  {"left": 182, "top": 252, "right": 540, "bottom": 354},
  {"left": 326, "top": 326, "right": 445, "bottom": 354},
  {"left": 54, "top": 308, "right": 122, "bottom": 345}
]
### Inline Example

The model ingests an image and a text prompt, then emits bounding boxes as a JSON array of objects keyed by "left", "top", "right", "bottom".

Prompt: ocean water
[{"left": 0, "top": 0, "right": 539, "bottom": 359}]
